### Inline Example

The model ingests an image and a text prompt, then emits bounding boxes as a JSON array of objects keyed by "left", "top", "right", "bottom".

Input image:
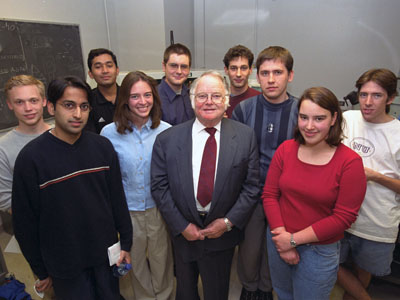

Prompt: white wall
[
  {"left": 105, "top": 0, "right": 166, "bottom": 71},
  {"left": 163, "top": 0, "right": 195, "bottom": 65},
  {"left": 2, "top": 0, "right": 400, "bottom": 101},
  {"left": 194, "top": 0, "right": 400, "bottom": 100}
]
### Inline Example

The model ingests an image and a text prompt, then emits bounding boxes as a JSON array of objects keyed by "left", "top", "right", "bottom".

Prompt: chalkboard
[{"left": 0, "top": 19, "right": 85, "bottom": 130}]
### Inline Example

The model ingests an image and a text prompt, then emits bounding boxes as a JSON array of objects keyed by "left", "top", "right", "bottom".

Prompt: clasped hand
[
  {"left": 182, "top": 218, "right": 227, "bottom": 241},
  {"left": 271, "top": 228, "right": 300, "bottom": 265}
]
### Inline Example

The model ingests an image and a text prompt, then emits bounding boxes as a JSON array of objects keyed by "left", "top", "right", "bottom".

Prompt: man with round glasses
[{"left": 151, "top": 71, "right": 259, "bottom": 300}]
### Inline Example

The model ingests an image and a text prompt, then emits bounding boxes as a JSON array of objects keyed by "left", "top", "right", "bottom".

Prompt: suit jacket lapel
[{"left": 175, "top": 121, "right": 202, "bottom": 223}]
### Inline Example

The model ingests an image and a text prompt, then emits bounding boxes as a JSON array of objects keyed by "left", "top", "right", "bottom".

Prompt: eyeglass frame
[
  {"left": 166, "top": 63, "right": 190, "bottom": 72},
  {"left": 191, "top": 92, "right": 229, "bottom": 104}
]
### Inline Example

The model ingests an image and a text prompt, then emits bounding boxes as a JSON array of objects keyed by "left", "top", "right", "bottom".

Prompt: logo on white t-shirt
[{"left": 349, "top": 137, "right": 375, "bottom": 157}]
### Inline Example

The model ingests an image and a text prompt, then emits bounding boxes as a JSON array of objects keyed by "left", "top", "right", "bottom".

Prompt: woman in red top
[{"left": 262, "top": 87, "right": 366, "bottom": 300}]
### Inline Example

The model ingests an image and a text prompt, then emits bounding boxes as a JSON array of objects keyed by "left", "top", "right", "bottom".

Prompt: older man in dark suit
[{"left": 151, "top": 71, "right": 260, "bottom": 300}]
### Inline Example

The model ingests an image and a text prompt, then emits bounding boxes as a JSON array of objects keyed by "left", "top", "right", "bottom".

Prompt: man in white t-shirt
[{"left": 338, "top": 68, "right": 400, "bottom": 300}]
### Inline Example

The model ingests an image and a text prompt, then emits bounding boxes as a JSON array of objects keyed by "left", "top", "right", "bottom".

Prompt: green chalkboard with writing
[{"left": 0, "top": 19, "right": 85, "bottom": 130}]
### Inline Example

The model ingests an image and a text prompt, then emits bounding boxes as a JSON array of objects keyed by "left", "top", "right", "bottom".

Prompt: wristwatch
[
  {"left": 224, "top": 218, "right": 232, "bottom": 232},
  {"left": 290, "top": 234, "right": 297, "bottom": 248}
]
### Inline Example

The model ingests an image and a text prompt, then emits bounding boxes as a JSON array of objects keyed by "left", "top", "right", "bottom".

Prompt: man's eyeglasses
[
  {"left": 58, "top": 101, "right": 91, "bottom": 112},
  {"left": 167, "top": 63, "right": 189, "bottom": 71},
  {"left": 192, "top": 93, "right": 225, "bottom": 104}
]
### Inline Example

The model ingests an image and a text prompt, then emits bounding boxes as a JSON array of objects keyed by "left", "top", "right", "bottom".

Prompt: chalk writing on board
[{"left": 0, "top": 19, "right": 85, "bottom": 130}]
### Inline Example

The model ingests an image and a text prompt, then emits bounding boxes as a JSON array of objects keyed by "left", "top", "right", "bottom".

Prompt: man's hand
[
  {"left": 200, "top": 218, "right": 229, "bottom": 239},
  {"left": 117, "top": 250, "right": 131, "bottom": 266},
  {"left": 182, "top": 223, "right": 205, "bottom": 241},
  {"left": 279, "top": 248, "right": 300, "bottom": 265},
  {"left": 35, "top": 277, "right": 52, "bottom": 292}
]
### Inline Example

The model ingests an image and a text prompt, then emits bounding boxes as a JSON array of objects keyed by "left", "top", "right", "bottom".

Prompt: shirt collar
[
  {"left": 193, "top": 118, "right": 221, "bottom": 134},
  {"left": 259, "top": 92, "right": 295, "bottom": 108},
  {"left": 143, "top": 117, "right": 153, "bottom": 129},
  {"left": 130, "top": 117, "right": 152, "bottom": 132},
  {"left": 160, "top": 78, "right": 188, "bottom": 102},
  {"left": 93, "top": 84, "right": 119, "bottom": 105}
]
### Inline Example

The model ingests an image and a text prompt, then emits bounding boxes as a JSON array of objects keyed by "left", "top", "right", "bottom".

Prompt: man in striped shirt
[{"left": 232, "top": 46, "right": 298, "bottom": 300}]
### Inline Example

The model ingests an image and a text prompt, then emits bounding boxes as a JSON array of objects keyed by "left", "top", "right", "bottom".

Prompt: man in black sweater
[{"left": 12, "top": 76, "right": 132, "bottom": 300}]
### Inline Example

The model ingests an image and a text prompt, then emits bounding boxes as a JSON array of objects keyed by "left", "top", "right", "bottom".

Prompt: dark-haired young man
[
  {"left": 12, "top": 76, "right": 132, "bottom": 300},
  {"left": 338, "top": 68, "right": 400, "bottom": 300},
  {"left": 158, "top": 43, "right": 195, "bottom": 125},
  {"left": 86, "top": 48, "right": 120, "bottom": 133},
  {"left": 223, "top": 45, "right": 261, "bottom": 118},
  {"left": 232, "top": 46, "right": 298, "bottom": 300}
]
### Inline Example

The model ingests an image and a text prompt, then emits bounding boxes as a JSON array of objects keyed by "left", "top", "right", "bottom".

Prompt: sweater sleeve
[
  {"left": 12, "top": 150, "right": 48, "bottom": 280},
  {"left": 311, "top": 155, "right": 366, "bottom": 241},
  {"left": 262, "top": 143, "right": 285, "bottom": 229},
  {"left": 107, "top": 143, "right": 133, "bottom": 252}
]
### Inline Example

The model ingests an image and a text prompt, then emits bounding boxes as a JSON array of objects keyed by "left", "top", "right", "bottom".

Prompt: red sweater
[
  {"left": 226, "top": 87, "right": 261, "bottom": 118},
  {"left": 262, "top": 140, "right": 366, "bottom": 244}
]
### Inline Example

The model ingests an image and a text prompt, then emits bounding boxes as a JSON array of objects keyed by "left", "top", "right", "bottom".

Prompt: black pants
[
  {"left": 52, "top": 263, "right": 120, "bottom": 300},
  {"left": 174, "top": 247, "right": 235, "bottom": 300}
]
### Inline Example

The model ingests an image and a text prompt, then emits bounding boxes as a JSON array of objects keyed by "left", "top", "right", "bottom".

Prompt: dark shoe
[
  {"left": 257, "top": 290, "right": 273, "bottom": 300},
  {"left": 240, "top": 287, "right": 258, "bottom": 300}
]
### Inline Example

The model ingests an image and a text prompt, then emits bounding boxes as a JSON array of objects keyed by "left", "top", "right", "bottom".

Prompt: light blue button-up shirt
[{"left": 101, "top": 119, "right": 171, "bottom": 211}]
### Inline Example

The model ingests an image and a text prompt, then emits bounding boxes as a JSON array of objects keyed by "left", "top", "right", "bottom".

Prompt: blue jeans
[{"left": 266, "top": 229, "right": 339, "bottom": 300}]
